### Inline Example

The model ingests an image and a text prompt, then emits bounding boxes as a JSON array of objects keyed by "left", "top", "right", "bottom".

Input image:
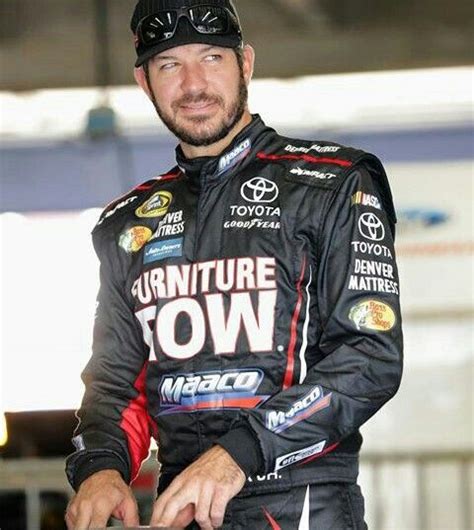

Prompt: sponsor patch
[
  {"left": 119, "top": 226, "right": 153, "bottom": 253},
  {"left": 151, "top": 210, "right": 185, "bottom": 240},
  {"left": 351, "top": 241, "right": 393, "bottom": 260},
  {"left": 143, "top": 237, "right": 183, "bottom": 264},
  {"left": 348, "top": 258, "right": 399, "bottom": 294},
  {"left": 290, "top": 167, "right": 337, "bottom": 180},
  {"left": 158, "top": 369, "right": 269, "bottom": 415},
  {"left": 351, "top": 191, "right": 381, "bottom": 210},
  {"left": 218, "top": 138, "right": 251, "bottom": 175},
  {"left": 274, "top": 440, "right": 326, "bottom": 471},
  {"left": 225, "top": 202, "right": 281, "bottom": 231},
  {"left": 97, "top": 196, "right": 138, "bottom": 226},
  {"left": 136, "top": 191, "right": 172, "bottom": 218},
  {"left": 358, "top": 212, "right": 385, "bottom": 241},
  {"left": 224, "top": 205, "right": 281, "bottom": 230},
  {"left": 285, "top": 144, "right": 341, "bottom": 154},
  {"left": 132, "top": 257, "right": 277, "bottom": 359},
  {"left": 353, "top": 259, "right": 394, "bottom": 278},
  {"left": 349, "top": 299, "right": 396, "bottom": 332},
  {"left": 223, "top": 219, "right": 281, "bottom": 230},
  {"left": 266, "top": 387, "right": 332, "bottom": 433},
  {"left": 348, "top": 276, "right": 399, "bottom": 294},
  {"left": 241, "top": 177, "right": 279, "bottom": 203}
]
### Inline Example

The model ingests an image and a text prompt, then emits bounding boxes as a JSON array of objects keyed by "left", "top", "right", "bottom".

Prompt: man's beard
[{"left": 149, "top": 68, "right": 248, "bottom": 147}]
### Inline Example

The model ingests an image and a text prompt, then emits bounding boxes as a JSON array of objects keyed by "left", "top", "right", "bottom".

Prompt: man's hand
[
  {"left": 65, "top": 469, "right": 139, "bottom": 530},
  {"left": 150, "top": 445, "right": 246, "bottom": 529}
]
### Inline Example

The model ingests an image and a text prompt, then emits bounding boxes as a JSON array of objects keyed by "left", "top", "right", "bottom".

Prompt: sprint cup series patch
[{"left": 136, "top": 191, "right": 172, "bottom": 218}]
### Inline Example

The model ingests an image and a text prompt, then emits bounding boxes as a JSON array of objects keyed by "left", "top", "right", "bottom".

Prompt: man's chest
[{"left": 119, "top": 171, "right": 320, "bottom": 366}]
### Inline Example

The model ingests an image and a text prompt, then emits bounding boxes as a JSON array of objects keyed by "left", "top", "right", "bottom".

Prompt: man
[{"left": 66, "top": 1, "right": 403, "bottom": 528}]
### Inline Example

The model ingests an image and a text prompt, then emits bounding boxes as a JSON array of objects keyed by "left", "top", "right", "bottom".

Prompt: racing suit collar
[{"left": 175, "top": 114, "right": 268, "bottom": 183}]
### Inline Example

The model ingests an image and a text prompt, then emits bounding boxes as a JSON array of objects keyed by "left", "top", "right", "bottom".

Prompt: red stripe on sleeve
[
  {"left": 257, "top": 152, "right": 353, "bottom": 168},
  {"left": 155, "top": 170, "right": 182, "bottom": 182},
  {"left": 176, "top": 396, "right": 266, "bottom": 412},
  {"left": 119, "top": 362, "right": 152, "bottom": 482},
  {"left": 282, "top": 256, "right": 307, "bottom": 390},
  {"left": 262, "top": 508, "right": 282, "bottom": 530},
  {"left": 135, "top": 171, "right": 181, "bottom": 190},
  {"left": 134, "top": 184, "right": 154, "bottom": 191}
]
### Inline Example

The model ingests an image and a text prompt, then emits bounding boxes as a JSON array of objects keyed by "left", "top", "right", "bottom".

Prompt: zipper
[{"left": 193, "top": 177, "right": 206, "bottom": 259}]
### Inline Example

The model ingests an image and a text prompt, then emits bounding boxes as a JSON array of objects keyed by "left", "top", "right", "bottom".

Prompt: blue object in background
[{"left": 1, "top": 124, "right": 472, "bottom": 213}]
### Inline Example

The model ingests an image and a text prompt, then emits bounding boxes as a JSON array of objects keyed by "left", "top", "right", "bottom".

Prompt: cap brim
[{"left": 135, "top": 33, "right": 241, "bottom": 67}]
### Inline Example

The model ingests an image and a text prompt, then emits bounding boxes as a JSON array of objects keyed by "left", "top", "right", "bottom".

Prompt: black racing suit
[{"left": 66, "top": 115, "right": 403, "bottom": 526}]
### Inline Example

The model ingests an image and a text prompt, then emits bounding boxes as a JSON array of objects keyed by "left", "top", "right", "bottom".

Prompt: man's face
[{"left": 143, "top": 44, "right": 249, "bottom": 147}]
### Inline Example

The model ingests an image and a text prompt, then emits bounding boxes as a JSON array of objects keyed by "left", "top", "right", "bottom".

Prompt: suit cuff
[
  {"left": 66, "top": 453, "right": 128, "bottom": 491},
  {"left": 216, "top": 425, "right": 264, "bottom": 477}
]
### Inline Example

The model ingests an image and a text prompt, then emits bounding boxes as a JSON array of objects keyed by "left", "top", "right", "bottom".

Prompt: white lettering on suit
[{"left": 132, "top": 257, "right": 277, "bottom": 360}]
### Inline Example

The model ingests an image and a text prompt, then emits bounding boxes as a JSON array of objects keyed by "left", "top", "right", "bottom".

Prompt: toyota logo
[
  {"left": 241, "top": 178, "right": 279, "bottom": 203},
  {"left": 358, "top": 213, "right": 385, "bottom": 241}
]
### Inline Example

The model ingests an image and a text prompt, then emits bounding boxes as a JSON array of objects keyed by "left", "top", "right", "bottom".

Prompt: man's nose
[{"left": 180, "top": 63, "right": 208, "bottom": 94}]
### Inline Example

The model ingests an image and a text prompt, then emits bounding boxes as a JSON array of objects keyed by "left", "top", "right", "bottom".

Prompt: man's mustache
[{"left": 174, "top": 93, "right": 224, "bottom": 108}]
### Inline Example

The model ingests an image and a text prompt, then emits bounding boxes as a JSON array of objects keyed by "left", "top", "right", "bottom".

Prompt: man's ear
[
  {"left": 242, "top": 44, "right": 255, "bottom": 86},
  {"left": 134, "top": 66, "right": 152, "bottom": 99}
]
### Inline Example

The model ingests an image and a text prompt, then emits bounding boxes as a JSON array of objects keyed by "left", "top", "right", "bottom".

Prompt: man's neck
[{"left": 180, "top": 110, "right": 253, "bottom": 159}]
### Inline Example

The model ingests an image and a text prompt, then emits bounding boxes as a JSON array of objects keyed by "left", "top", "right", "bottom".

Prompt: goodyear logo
[
  {"left": 119, "top": 226, "right": 153, "bottom": 253},
  {"left": 349, "top": 299, "right": 396, "bottom": 332},
  {"left": 136, "top": 191, "right": 172, "bottom": 218}
]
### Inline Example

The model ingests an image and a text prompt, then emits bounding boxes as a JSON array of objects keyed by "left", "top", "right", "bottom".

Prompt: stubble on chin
[
  {"left": 171, "top": 97, "right": 227, "bottom": 144},
  {"left": 150, "top": 74, "right": 248, "bottom": 147}
]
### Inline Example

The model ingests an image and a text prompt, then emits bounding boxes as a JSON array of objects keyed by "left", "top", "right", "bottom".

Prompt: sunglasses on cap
[{"left": 136, "top": 5, "right": 242, "bottom": 47}]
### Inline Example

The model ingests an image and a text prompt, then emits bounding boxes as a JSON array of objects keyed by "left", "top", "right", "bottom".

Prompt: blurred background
[{"left": 0, "top": 0, "right": 473, "bottom": 529}]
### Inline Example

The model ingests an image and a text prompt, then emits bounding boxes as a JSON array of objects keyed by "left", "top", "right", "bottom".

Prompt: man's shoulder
[
  {"left": 92, "top": 167, "right": 182, "bottom": 233},
  {"left": 258, "top": 134, "right": 380, "bottom": 190}
]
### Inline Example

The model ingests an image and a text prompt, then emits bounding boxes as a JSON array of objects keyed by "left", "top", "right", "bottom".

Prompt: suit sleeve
[
  {"left": 217, "top": 165, "right": 403, "bottom": 475},
  {"left": 65, "top": 227, "right": 151, "bottom": 490}
]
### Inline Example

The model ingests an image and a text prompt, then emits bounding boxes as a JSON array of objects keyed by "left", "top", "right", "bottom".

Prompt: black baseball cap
[{"left": 131, "top": 0, "right": 243, "bottom": 67}]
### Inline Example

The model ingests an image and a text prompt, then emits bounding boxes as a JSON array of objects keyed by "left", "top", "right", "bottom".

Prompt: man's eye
[
  {"left": 204, "top": 54, "right": 221, "bottom": 62},
  {"left": 160, "top": 62, "right": 178, "bottom": 71}
]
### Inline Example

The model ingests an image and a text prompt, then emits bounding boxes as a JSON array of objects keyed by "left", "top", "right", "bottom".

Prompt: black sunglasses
[{"left": 137, "top": 5, "right": 242, "bottom": 47}]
